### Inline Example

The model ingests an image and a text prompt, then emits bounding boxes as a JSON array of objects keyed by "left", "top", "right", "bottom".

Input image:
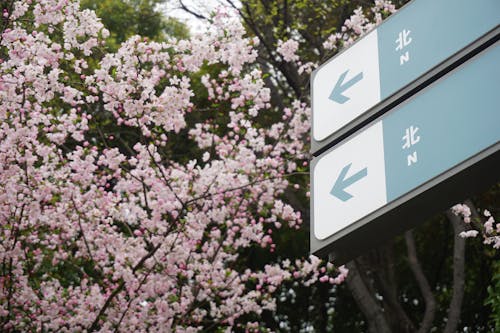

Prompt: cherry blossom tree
[{"left": 0, "top": 0, "right": 357, "bottom": 331}]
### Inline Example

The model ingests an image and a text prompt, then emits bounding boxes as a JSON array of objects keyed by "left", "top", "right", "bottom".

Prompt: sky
[
  {"left": 158, "top": 0, "right": 231, "bottom": 33},
  {"left": 160, "top": 0, "right": 219, "bottom": 33}
]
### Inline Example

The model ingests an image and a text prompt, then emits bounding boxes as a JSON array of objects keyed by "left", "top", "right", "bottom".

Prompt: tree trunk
[
  {"left": 368, "top": 246, "right": 415, "bottom": 333},
  {"left": 443, "top": 209, "right": 466, "bottom": 333},
  {"left": 405, "top": 230, "right": 436, "bottom": 333},
  {"left": 346, "top": 260, "right": 392, "bottom": 333}
]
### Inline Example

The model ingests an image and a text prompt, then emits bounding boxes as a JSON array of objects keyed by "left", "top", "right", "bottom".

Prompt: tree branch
[
  {"left": 178, "top": 0, "right": 207, "bottom": 20},
  {"left": 405, "top": 230, "right": 436, "bottom": 333},
  {"left": 70, "top": 196, "right": 96, "bottom": 263},
  {"left": 184, "top": 171, "right": 308, "bottom": 205},
  {"left": 443, "top": 209, "right": 466, "bottom": 333},
  {"left": 367, "top": 246, "right": 415, "bottom": 332},
  {"left": 345, "top": 260, "right": 392, "bottom": 333}
]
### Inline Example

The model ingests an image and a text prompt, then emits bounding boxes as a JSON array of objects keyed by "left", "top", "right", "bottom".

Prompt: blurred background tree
[{"left": 81, "top": 0, "right": 189, "bottom": 49}]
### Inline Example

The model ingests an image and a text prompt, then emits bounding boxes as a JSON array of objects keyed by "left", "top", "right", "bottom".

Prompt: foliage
[
  {"left": 80, "top": 0, "right": 189, "bottom": 50},
  {"left": 486, "top": 261, "right": 500, "bottom": 330}
]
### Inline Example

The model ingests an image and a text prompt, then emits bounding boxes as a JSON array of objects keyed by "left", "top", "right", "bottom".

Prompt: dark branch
[
  {"left": 443, "top": 209, "right": 466, "bottom": 333},
  {"left": 178, "top": 0, "right": 208, "bottom": 20},
  {"left": 345, "top": 260, "right": 392, "bottom": 333},
  {"left": 405, "top": 230, "right": 436, "bottom": 333}
]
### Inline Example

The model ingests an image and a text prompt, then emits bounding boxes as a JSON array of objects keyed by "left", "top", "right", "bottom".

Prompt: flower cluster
[
  {"left": 276, "top": 39, "right": 299, "bottom": 62},
  {"left": 452, "top": 203, "right": 499, "bottom": 248},
  {"left": 323, "top": 0, "right": 396, "bottom": 50}
]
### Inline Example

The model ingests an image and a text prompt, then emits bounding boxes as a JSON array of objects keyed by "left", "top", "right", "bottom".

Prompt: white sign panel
[
  {"left": 312, "top": 31, "right": 380, "bottom": 142},
  {"left": 313, "top": 122, "right": 387, "bottom": 240}
]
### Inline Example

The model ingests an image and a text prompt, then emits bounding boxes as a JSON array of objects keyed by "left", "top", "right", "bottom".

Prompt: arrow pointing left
[
  {"left": 329, "top": 70, "right": 364, "bottom": 104},
  {"left": 330, "top": 163, "right": 368, "bottom": 202}
]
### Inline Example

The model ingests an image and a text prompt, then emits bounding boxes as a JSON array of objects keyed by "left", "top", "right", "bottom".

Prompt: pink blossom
[
  {"left": 277, "top": 39, "right": 299, "bottom": 62},
  {"left": 459, "top": 230, "right": 479, "bottom": 238}
]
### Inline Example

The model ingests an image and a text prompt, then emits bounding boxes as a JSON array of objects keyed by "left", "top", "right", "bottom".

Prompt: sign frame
[{"left": 310, "top": 40, "right": 500, "bottom": 263}]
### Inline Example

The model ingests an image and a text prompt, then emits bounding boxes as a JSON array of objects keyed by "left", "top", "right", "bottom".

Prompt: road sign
[
  {"left": 311, "top": 0, "right": 500, "bottom": 152},
  {"left": 311, "top": 44, "right": 500, "bottom": 260}
]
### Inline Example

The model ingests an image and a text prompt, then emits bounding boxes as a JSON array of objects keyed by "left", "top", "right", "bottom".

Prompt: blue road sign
[
  {"left": 312, "top": 43, "right": 500, "bottom": 242},
  {"left": 312, "top": 0, "right": 500, "bottom": 147}
]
